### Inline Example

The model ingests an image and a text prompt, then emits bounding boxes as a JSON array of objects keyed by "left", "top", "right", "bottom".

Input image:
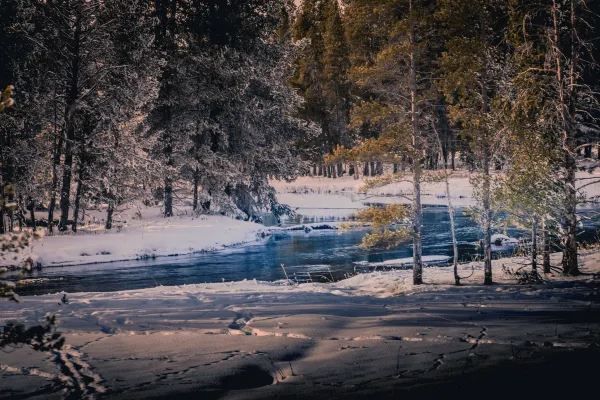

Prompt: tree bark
[
  {"left": 47, "top": 87, "right": 63, "bottom": 235},
  {"left": 27, "top": 197, "right": 36, "bottom": 232},
  {"left": 542, "top": 218, "right": 551, "bottom": 273},
  {"left": 164, "top": 176, "right": 173, "bottom": 217},
  {"left": 531, "top": 219, "right": 538, "bottom": 273},
  {"left": 72, "top": 174, "right": 83, "bottom": 233},
  {"left": 562, "top": 152, "right": 579, "bottom": 274},
  {"left": 58, "top": 8, "right": 82, "bottom": 232},
  {"left": 482, "top": 145, "right": 493, "bottom": 285},
  {"left": 434, "top": 123, "right": 459, "bottom": 285},
  {"left": 192, "top": 168, "right": 199, "bottom": 212},
  {"left": 408, "top": 0, "right": 423, "bottom": 285},
  {"left": 551, "top": 0, "right": 579, "bottom": 275},
  {"left": 105, "top": 200, "right": 114, "bottom": 230}
]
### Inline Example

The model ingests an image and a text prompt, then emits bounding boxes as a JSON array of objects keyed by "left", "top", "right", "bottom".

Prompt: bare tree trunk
[
  {"left": 542, "top": 218, "right": 551, "bottom": 273},
  {"left": 192, "top": 168, "right": 199, "bottom": 212},
  {"left": 27, "top": 197, "right": 36, "bottom": 232},
  {"left": 105, "top": 200, "right": 114, "bottom": 230},
  {"left": 482, "top": 147, "right": 493, "bottom": 285},
  {"left": 562, "top": 152, "right": 579, "bottom": 274},
  {"left": 434, "top": 124, "right": 459, "bottom": 285},
  {"left": 531, "top": 218, "right": 538, "bottom": 273},
  {"left": 551, "top": 0, "right": 579, "bottom": 275},
  {"left": 47, "top": 88, "right": 62, "bottom": 235},
  {"left": 58, "top": 9, "right": 82, "bottom": 232},
  {"left": 164, "top": 177, "right": 173, "bottom": 217},
  {"left": 408, "top": 0, "right": 423, "bottom": 285},
  {"left": 72, "top": 174, "right": 83, "bottom": 233},
  {"left": 480, "top": 47, "right": 493, "bottom": 285}
]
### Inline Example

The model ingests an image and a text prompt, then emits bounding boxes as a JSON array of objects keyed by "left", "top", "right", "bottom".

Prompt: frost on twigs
[
  {"left": 0, "top": 230, "right": 42, "bottom": 302},
  {"left": 356, "top": 204, "right": 410, "bottom": 249}
]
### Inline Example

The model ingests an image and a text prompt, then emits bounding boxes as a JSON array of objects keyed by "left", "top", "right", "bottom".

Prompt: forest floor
[{"left": 1, "top": 250, "right": 599, "bottom": 399}]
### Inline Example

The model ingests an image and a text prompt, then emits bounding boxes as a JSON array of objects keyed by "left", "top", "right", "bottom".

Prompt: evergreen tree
[
  {"left": 292, "top": 0, "right": 351, "bottom": 173},
  {"left": 436, "top": 0, "right": 508, "bottom": 284},
  {"left": 342, "top": 0, "right": 438, "bottom": 285},
  {"left": 503, "top": 0, "right": 600, "bottom": 275}
]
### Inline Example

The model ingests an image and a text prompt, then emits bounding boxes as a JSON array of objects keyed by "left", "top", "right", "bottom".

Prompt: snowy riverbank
[
  {"left": 272, "top": 170, "right": 600, "bottom": 218},
  {"left": 29, "top": 214, "right": 266, "bottom": 268},
  {"left": 1, "top": 250, "right": 599, "bottom": 399}
]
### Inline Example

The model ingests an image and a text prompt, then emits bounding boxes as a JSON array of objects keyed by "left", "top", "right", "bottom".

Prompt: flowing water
[{"left": 17, "top": 207, "right": 600, "bottom": 295}]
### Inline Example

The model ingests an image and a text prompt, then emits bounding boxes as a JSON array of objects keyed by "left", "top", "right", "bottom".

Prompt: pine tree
[
  {"left": 503, "top": 0, "right": 600, "bottom": 275},
  {"left": 343, "top": 0, "right": 438, "bottom": 285},
  {"left": 292, "top": 0, "right": 351, "bottom": 171},
  {"left": 436, "top": 0, "right": 508, "bottom": 284}
]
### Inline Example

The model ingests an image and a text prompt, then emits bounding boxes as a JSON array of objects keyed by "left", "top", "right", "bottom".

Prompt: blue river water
[{"left": 17, "top": 207, "right": 600, "bottom": 295}]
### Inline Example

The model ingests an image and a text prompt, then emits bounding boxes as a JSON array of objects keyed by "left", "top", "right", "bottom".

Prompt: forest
[{"left": 1, "top": 1, "right": 600, "bottom": 399}]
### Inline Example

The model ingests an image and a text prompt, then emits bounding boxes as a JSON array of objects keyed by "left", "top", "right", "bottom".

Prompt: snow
[
  {"left": 29, "top": 214, "right": 265, "bottom": 268},
  {"left": 353, "top": 255, "right": 451, "bottom": 268},
  {"left": 1, "top": 250, "right": 599, "bottom": 398},
  {"left": 273, "top": 169, "right": 600, "bottom": 218}
]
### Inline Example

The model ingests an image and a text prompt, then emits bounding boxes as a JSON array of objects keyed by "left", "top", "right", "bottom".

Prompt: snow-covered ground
[
  {"left": 22, "top": 212, "right": 266, "bottom": 268},
  {"left": 1, "top": 250, "right": 599, "bottom": 399},
  {"left": 2, "top": 168, "right": 596, "bottom": 269},
  {"left": 272, "top": 169, "right": 600, "bottom": 218}
]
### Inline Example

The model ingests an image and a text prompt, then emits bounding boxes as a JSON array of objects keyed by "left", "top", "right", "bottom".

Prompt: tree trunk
[
  {"left": 47, "top": 88, "right": 63, "bottom": 235},
  {"left": 58, "top": 9, "right": 82, "bottom": 232},
  {"left": 551, "top": 0, "right": 579, "bottom": 275},
  {"left": 482, "top": 141, "right": 493, "bottom": 284},
  {"left": 192, "top": 168, "right": 199, "bottom": 212},
  {"left": 72, "top": 175, "right": 83, "bottom": 233},
  {"left": 164, "top": 176, "right": 173, "bottom": 217},
  {"left": 531, "top": 219, "right": 538, "bottom": 273},
  {"left": 542, "top": 218, "right": 551, "bottom": 273},
  {"left": 434, "top": 122, "right": 459, "bottom": 285},
  {"left": 562, "top": 152, "right": 579, "bottom": 275},
  {"left": 408, "top": 2, "right": 423, "bottom": 285},
  {"left": 363, "top": 162, "right": 369, "bottom": 177},
  {"left": 28, "top": 197, "right": 36, "bottom": 232},
  {"left": 105, "top": 200, "right": 114, "bottom": 230}
]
